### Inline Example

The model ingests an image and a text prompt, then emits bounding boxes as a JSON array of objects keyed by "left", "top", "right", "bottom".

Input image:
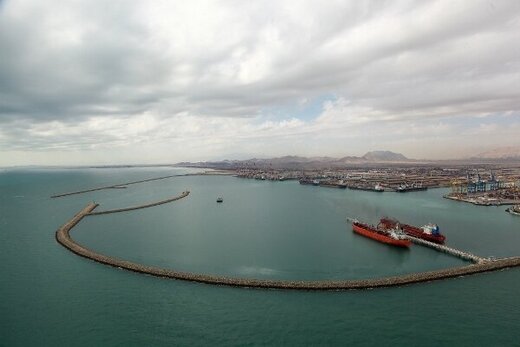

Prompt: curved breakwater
[{"left": 56, "top": 202, "right": 520, "bottom": 291}]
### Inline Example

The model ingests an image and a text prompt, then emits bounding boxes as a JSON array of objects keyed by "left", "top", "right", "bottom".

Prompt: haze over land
[
  {"left": 177, "top": 148, "right": 520, "bottom": 170},
  {"left": 1, "top": 0, "right": 520, "bottom": 166}
]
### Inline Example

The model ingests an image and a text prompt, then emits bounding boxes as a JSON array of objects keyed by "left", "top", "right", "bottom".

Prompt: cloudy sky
[{"left": 1, "top": 0, "right": 519, "bottom": 166}]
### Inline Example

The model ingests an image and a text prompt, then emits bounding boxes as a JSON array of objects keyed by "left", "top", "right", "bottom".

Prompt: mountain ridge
[
  {"left": 176, "top": 151, "right": 411, "bottom": 169},
  {"left": 176, "top": 146, "right": 520, "bottom": 169},
  {"left": 472, "top": 146, "right": 520, "bottom": 160}
]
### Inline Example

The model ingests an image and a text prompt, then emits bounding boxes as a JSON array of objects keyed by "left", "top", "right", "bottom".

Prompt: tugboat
[
  {"left": 506, "top": 205, "right": 520, "bottom": 216},
  {"left": 379, "top": 217, "right": 445, "bottom": 244},
  {"left": 374, "top": 183, "right": 384, "bottom": 192},
  {"left": 216, "top": 197, "right": 223, "bottom": 203},
  {"left": 348, "top": 218, "right": 411, "bottom": 248}
]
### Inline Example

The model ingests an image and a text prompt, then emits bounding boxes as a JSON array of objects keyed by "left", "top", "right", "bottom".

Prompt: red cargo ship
[
  {"left": 351, "top": 220, "right": 411, "bottom": 248},
  {"left": 379, "top": 217, "right": 446, "bottom": 244}
]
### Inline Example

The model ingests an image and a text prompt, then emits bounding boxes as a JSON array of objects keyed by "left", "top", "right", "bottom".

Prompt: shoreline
[{"left": 444, "top": 194, "right": 520, "bottom": 206}]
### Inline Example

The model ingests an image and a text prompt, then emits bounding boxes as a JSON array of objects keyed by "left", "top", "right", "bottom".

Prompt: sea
[{"left": 1, "top": 167, "right": 519, "bottom": 346}]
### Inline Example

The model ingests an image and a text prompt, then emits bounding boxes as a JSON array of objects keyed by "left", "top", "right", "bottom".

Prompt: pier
[
  {"left": 88, "top": 191, "right": 190, "bottom": 215},
  {"left": 346, "top": 217, "right": 488, "bottom": 264},
  {"left": 405, "top": 236, "right": 486, "bottom": 263},
  {"left": 56, "top": 203, "right": 520, "bottom": 291},
  {"left": 51, "top": 174, "right": 183, "bottom": 198},
  {"left": 50, "top": 171, "right": 233, "bottom": 199}
]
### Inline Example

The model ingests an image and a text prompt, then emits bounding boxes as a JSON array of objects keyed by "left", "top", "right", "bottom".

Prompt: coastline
[{"left": 444, "top": 194, "right": 520, "bottom": 206}]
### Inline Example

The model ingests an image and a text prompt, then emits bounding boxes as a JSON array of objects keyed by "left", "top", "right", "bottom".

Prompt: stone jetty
[
  {"left": 51, "top": 171, "right": 233, "bottom": 198},
  {"left": 51, "top": 174, "right": 184, "bottom": 198},
  {"left": 89, "top": 191, "right": 190, "bottom": 215},
  {"left": 56, "top": 203, "right": 520, "bottom": 291}
]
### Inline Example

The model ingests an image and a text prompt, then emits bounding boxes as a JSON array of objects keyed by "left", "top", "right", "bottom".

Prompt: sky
[{"left": 1, "top": 0, "right": 520, "bottom": 166}]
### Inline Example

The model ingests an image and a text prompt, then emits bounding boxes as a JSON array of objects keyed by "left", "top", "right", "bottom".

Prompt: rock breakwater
[{"left": 56, "top": 203, "right": 520, "bottom": 290}]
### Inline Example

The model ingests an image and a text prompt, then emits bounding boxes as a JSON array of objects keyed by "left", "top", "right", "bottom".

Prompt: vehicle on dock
[
  {"left": 216, "top": 197, "right": 223, "bottom": 203},
  {"left": 349, "top": 219, "right": 411, "bottom": 248},
  {"left": 379, "top": 217, "right": 446, "bottom": 244},
  {"left": 506, "top": 205, "right": 520, "bottom": 216}
]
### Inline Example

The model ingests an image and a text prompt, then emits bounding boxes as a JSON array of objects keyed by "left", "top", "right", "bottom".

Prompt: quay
[
  {"left": 444, "top": 194, "right": 520, "bottom": 206},
  {"left": 89, "top": 191, "right": 189, "bottom": 215},
  {"left": 405, "top": 236, "right": 486, "bottom": 263},
  {"left": 57, "top": 203, "right": 520, "bottom": 291}
]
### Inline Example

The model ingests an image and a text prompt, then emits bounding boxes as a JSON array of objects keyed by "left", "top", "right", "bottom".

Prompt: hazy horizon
[{"left": 1, "top": 0, "right": 520, "bottom": 166}]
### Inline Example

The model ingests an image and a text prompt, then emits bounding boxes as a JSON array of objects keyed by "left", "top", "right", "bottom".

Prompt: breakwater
[
  {"left": 56, "top": 203, "right": 520, "bottom": 290},
  {"left": 51, "top": 174, "right": 183, "bottom": 198},
  {"left": 51, "top": 171, "right": 233, "bottom": 198},
  {"left": 88, "top": 191, "right": 190, "bottom": 215}
]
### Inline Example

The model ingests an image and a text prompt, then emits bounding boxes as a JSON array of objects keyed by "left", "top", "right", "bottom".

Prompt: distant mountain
[
  {"left": 362, "top": 150, "right": 408, "bottom": 162},
  {"left": 473, "top": 146, "right": 520, "bottom": 160},
  {"left": 176, "top": 150, "right": 411, "bottom": 169}
]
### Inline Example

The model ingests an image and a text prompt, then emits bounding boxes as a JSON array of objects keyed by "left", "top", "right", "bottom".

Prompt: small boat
[
  {"left": 506, "top": 205, "right": 520, "bottom": 216},
  {"left": 216, "top": 197, "right": 223, "bottom": 203}
]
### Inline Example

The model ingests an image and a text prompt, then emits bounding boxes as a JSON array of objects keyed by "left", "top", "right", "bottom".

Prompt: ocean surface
[{"left": 1, "top": 167, "right": 519, "bottom": 346}]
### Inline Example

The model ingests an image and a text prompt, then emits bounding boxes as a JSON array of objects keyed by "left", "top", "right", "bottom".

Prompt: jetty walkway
[
  {"left": 56, "top": 203, "right": 520, "bottom": 290},
  {"left": 89, "top": 191, "right": 189, "bottom": 215},
  {"left": 51, "top": 174, "right": 183, "bottom": 198},
  {"left": 51, "top": 171, "right": 233, "bottom": 199},
  {"left": 405, "top": 236, "right": 486, "bottom": 264}
]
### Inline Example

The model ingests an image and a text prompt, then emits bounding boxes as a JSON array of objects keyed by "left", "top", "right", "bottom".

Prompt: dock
[
  {"left": 405, "top": 236, "right": 486, "bottom": 263},
  {"left": 346, "top": 217, "right": 488, "bottom": 264}
]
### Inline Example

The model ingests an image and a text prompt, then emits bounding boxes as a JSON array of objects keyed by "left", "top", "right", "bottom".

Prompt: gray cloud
[{"left": 1, "top": 0, "right": 519, "bottom": 164}]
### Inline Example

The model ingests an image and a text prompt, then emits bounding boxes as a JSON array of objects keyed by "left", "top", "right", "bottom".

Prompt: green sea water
[{"left": 1, "top": 167, "right": 519, "bottom": 346}]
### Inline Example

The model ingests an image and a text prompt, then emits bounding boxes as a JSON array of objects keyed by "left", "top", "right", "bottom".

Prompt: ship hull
[
  {"left": 396, "top": 187, "right": 428, "bottom": 192},
  {"left": 349, "top": 186, "right": 384, "bottom": 192},
  {"left": 401, "top": 225, "right": 445, "bottom": 243},
  {"left": 379, "top": 218, "right": 445, "bottom": 244},
  {"left": 506, "top": 207, "right": 520, "bottom": 216},
  {"left": 352, "top": 222, "right": 411, "bottom": 248},
  {"left": 320, "top": 183, "right": 347, "bottom": 189}
]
